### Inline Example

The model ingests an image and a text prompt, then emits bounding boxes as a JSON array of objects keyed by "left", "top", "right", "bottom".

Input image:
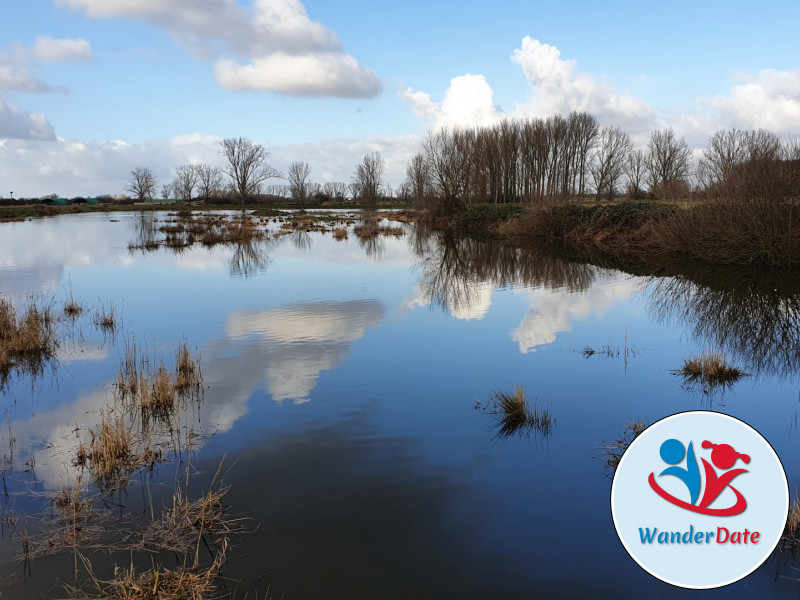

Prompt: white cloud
[
  {"left": 402, "top": 38, "right": 654, "bottom": 133},
  {"left": 0, "top": 99, "right": 56, "bottom": 140},
  {"left": 704, "top": 69, "right": 800, "bottom": 134},
  {"left": 401, "top": 74, "right": 503, "bottom": 130},
  {"left": 0, "top": 53, "right": 58, "bottom": 93},
  {"left": 57, "top": 0, "right": 381, "bottom": 97},
  {"left": 32, "top": 36, "right": 94, "bottom": 62},
  {"left": 511, "top": 37, "right": 655, "bottom": 131},
  {"left": 214, "top": 52, "right": 380, "bottom": 97}
]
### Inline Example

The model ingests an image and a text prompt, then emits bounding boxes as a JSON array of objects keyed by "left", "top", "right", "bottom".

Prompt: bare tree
[
  {"left": 624, "top": 149, "right": 648, "bottom": 199},
  {"left": 647, "top": 128, "right": 692, "bottom": 198},
  {"left": 352, "top": 152, "right": 385, "bottom": 206},
  {"left": 287, "top": 161, "right": 312, "bottom": 206},
  {"left": 323, "top": 182, "right": 348, "bottom": 201},
  {"left": 196, "top": 163, "right": 224, "bottom": 203},
  {"left": 161, "top": 183, "right": 173, "bottom": 202},
  {"left": 173, "top": 164, "right": 200, "bottom": 202},
  {"left": 220, "top": 137, "right": 280, "bottom": 204},
  {"left": 405, "top": 153, "right": 431, "bottom": 203},
  {"left": 590, "top": 126, "right": 632, "bottom": 201},
  {"left": 423, "top": 129, "right": 471, "bottom": 211},
  {"left": 127, "top": 167, "right": 157, "bottom": 202}
]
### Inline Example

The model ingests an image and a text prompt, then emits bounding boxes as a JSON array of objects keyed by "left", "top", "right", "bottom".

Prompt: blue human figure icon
[{"left": 658, "top": 439, "right": 701, "bottom": 505}]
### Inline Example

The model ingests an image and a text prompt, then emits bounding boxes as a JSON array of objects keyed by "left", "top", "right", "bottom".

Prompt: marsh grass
[
  {"left": 354, "top": 223, "right": 379, "bottom": 239},
  {"left": 63, "top": 286, "right": 84, "bottom": 319},
  {"left": 74, "top": 412, "right": 137, "bottom": 492},
  {"left": 94, "top": 302, "right": 118, "bottom": 334},
  {"left": 37, "top": 461, "right": 248, "bottom": 600},
  {"left": 479, "top": 386, "right": 554, "bottom": 440},
  {"left": 378, "top": 225, "right": 405, "bottom": 237},
  {"left": 599, "top": 419, "right": 647, "bottom": 470},
  {"left": 0, "top": 296, "right": 59, "bottom": 389},
  {"left": 782, "top": 493, "right": 800, "bottom": 554},
  {"left": 675, "top": 352, "right": 748, "bottom": 388},
  {"left": 333, "top": 227, "right": 348, "bottom": 241}
]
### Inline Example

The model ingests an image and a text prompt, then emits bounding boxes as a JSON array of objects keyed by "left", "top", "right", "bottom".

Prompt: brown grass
[
  {"left": 75, "top": 412, "right": 134, "bottom": 491},
  {"left": 378, "top": 225, "right": 405, "bottom": 237},
  {"left": 481, "top": 385, "right": 554, "bottom": 440},
  {"left": 94, "top": 302, "right": 118, "bottom": 333},
  {"left": 675, "top": 352, "right": 748, "bottom": 387},
  {"left": 333, "top": 227, "right": 348, "bottom": 241},
  {"left": 0, "top": 296, "right": 58, "bottom": 386},
  {"left": 354, "top": 223, "right": 379, "bottom": 238},
  {"left": 782, "top": 493, "right": 800, "bottom": 553}
]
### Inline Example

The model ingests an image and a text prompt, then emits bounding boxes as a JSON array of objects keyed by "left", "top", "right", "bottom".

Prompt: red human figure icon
[{"left": 698, "top": 441, "right": 750, "bottom": 510}]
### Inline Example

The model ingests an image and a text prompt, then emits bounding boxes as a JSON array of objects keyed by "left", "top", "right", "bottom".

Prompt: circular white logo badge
[{"left": 611, "top": 411, "right": 788, "bottom": 589}]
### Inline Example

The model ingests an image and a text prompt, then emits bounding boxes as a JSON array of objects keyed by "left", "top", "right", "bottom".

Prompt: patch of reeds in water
[
  {"left": 480, "top": 385, "right": 554, "bottom": 440},
  {"left": 94, "top": 302, "right": 118, "bottom": 334},
  {"left": 674, "top": 352, "right": 748, "bottom": 388},
  {"left": 0, "top": 296, "right": 58, "bottom": 388},
  {"left": 598, "top": 419, "right": 647, "bottom": 470},
  {"left": 782, "top": 493, "right": 800, "bottom": 555}
]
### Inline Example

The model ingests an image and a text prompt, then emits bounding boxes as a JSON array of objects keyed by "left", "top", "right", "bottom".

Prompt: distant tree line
[
  {"left": 127, "top": 139, "right": 393, "bottom": 207},
  {"left": 399, "top": 113, "right": 800, "bottom": 210}
]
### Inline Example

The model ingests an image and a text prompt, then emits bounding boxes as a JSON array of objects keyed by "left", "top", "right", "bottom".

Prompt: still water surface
[{"left": 0, "top": 211, "right": 799, "bottom": 598}]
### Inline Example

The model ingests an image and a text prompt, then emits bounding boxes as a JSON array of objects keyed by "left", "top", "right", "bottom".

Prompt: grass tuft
[
  {"left": 481, "top": 385, "right": 554, "bottom": 440},
  {"left": 675, "top": 352, "right": 747, "bottom": 387}
]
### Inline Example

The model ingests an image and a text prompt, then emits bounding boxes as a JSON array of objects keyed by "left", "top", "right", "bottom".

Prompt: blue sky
[{"left": 1, "top": 0, "right": 799, "bottom": 196}]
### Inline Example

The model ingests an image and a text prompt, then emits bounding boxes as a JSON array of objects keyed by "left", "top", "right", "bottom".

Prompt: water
[{"left": 0, "top": 211, "right": 799, "bottom": 598}]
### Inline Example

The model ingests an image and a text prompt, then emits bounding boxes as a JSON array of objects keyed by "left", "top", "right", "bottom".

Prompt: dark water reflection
[
  {"left": 646, "top": 269, "right": 800, "bottom": 380},
  {"left": 2, "top": 213, "right": 800, "bottom": 598}
]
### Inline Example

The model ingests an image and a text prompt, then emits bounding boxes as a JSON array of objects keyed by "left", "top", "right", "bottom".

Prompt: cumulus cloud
[
  {"left": 402, "top": 38, "right": 654, "bottom": 133},
  {"left": 57, "top": 0, "right": 381, "bottom": 97},
  {"left": 0, "top": 99, "right": 56, "bottom": 140},
  {"left": 401, "top": 74, "right": 503, "bottom": 130},
  {"left": 32, "top": 36, "right": 94, "bottom": 62},
  {"left": 511, "top": 37, "right": 654, "bottom": 131},
  {"left": 704, "top": 69, "right": 800, "bottom": 135},
  {"left": 214, "top": 53, "right": 380, "bottom": 97},
  {"left": 0, "top": 53, "right": 59, "bottom": 93}
]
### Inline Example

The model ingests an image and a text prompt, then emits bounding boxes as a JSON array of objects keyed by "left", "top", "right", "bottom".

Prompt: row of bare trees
[
  {"left": 403, "top": 114, "right": 800, "bottom": 207},
  {"left": 127, "top": 138, "right": 388, "bottom": 206}
]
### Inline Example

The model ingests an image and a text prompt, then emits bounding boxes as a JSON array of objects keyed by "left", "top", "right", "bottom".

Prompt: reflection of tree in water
[
  {"left": 411, "top": 225, "right": 602, "bottom": 317},
  {"left": 356, "top": 216, "right": 385, "bottom": 261},
  {"left": 229, "top": 238, "right": 272, "bottom": 279},
  {"left": 290, "top": 229, "right": 312, "bottom": 252},
  {"left": 133, "top": 212, "right": 159, "bottom": 249},
  {"left": 647, "top": 270, "right": 800, "bottom": 379}
]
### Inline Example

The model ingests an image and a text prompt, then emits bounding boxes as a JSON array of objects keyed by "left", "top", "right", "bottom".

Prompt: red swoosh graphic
[{"left": 648, "top": 472, "right": 747, "bottom": 516}]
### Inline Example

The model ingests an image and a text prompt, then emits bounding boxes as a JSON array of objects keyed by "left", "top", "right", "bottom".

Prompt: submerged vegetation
[
  {"left": 0, "top": 288, "right": 254, "bottom": 598},
  {"left": 599, "top": 419, "right": 648, "bottom": 470}
]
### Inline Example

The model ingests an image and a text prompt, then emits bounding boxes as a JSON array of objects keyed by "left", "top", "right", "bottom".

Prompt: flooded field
[{"left": 0, "top": 210, "right": 799, "bottom": 598}]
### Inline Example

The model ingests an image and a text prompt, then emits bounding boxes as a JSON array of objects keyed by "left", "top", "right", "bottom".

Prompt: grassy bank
[
  {"left": 429, "top": 199, "right": 800, "bottom": 269},
  {"left": 0, "top": 201, "right": 411, "bottom": 223}
]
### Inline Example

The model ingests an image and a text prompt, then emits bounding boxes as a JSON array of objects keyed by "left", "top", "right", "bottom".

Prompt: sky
[{"left": 1, "top": 0, "right": 799, "bottom": 197}]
